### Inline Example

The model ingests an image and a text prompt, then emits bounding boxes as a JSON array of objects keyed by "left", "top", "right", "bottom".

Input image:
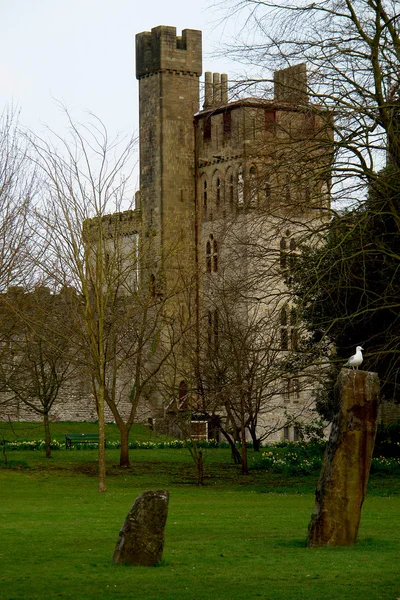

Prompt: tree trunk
[
  {"left": 250, "top": 430, "right": 261, "bottom": 452},
  {"left": 97, "top": 384, "right": 107, "bottom": 492},
  {"left": 43, "top": 412, "right": 52, "bottom": 458},
  {"left": 197, "top": 450, "right": 204, "bottom": 486},
  {"left": 240, "top": 397, "right": 248, "bottom": 475},
  {"left": 119, "top": 425, "right": 130, "bottom": 468},
  {"left": 220, "top": 426, "right": 241, "bottom": 464},
  {"left": 241, "top": 428, "right": 248, "bottom": 475}
]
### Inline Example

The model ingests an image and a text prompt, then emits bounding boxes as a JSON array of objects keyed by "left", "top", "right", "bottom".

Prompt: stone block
[
  {"left": 113, "top": 489, "right": 169, "bottom": 566},
  {"left": 307, "top": 369, "right": 380, "bottom": 547}
]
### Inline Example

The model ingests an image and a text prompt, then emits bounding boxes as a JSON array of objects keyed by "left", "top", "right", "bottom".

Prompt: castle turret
[{"left": 136, "top": 26, "right": 202, "bottom": 272}]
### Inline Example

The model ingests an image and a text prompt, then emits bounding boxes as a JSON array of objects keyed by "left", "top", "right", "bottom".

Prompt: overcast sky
[{"left": 0, "top": 0, "right": 241, "bottom": 140}]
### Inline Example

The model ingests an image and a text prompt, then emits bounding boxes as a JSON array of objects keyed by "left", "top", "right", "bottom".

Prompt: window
[
  {"left": 223, "top": 110, "right": 232, "bottom": 137},
  {"left": 206, "top": 234, "right": 218, "bottom": 274},
  {"left": 293, "top": 427, "right": 300, "bottom": 442},
  {"left": 213, "top": 239, "right": 218, "bottom": 272},
  {"left": 249, "top": 166, "right": 258, "bottom": 207},
  {"left": 226, "top": 169, "right": 234, "bottom": 208},
  {"left": 283, "top": 426, "right": 289, "bottom": 441},
  {"left": 237, "top": 167, "right": 244, "bottom": 207},
  {"left": 216, "top": 177, "right": 221, "bottom": 207},
  {"left": 292, "top": 378, "right": 300, "bottom": 402},
  {"left": 203, "top": 117, "right": 212, "bottom": 142},
  {"left": 203, "top": 179, "right": 208, "bottom": 209},
  {"left": 304, "top": 111, "right": 315, "bottom": 135},
  {"left": 265, "top": 110, "right": 276, "bottom": 133},
  {"left": 206, "top": 240, "right": 212, "bottom": 273}
]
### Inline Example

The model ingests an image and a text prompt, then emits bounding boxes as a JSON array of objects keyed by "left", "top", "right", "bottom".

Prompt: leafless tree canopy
[{"left": 220, "top": 0, "right": 400, "bottom": 205}]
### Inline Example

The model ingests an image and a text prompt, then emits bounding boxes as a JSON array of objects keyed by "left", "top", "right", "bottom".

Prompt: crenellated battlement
[{"left": 136, "top": 25, "right": 202, "bottom": 79}]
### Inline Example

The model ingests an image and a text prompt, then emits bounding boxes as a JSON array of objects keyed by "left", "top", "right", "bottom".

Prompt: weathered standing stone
[
  {"left": 307, "top": 369, "right": 380, "bottom": 547},
  {"left": 113, "top": 490, "right": 169, "bottom": 566}
]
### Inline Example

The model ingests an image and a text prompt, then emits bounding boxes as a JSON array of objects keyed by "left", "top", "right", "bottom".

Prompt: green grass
[{"left": 1, "top": 428, "right": 400, "bottom": 599}]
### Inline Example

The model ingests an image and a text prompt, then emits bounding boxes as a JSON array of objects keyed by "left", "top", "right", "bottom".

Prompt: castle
[{"left": 0, "top": 26, "right": 338, "bottom": 441}]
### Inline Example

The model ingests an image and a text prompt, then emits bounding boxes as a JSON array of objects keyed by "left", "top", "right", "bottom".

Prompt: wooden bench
[{"left": 65, "top": 433, "right": 104, "bottom": 449}]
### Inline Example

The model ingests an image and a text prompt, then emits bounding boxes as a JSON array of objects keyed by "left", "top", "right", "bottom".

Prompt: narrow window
[
  {"left": 223, "top": 110, "right": 232, "bottom": 137},
  {"left": 293, "top": 378, "right": 300, "bottom": 402},
  {"left": 237, "top": 167, "right": 244, "bottom": 207},
  {"left": 213, "top": 239, "right": 218, "bottom": 272},
  {"left": 216, "top": 177, "right": 221, "bottom": 207},
  {"left": 206, "top": 240, "right": 212, "bottom": 273},
  {"left": 304, "top": 111, "right": 315, "bottom": 135},
  {"left": 265, "top": 110, "right": 276, "bottom": 133},
  {"left": 206, "top": 235, "right": 218, "bottom": 274},
  {"left": 283, "top": 426, "right": 289, "bottom": 441},
  {"left": 249, "top": 166, "right": 258, "bottom": 207},
  {"left": 203, "top": 117, "right": 212, "bottom": 142},
  {"left": 227, "top": 170, "right": 234, "bottom": 208},
  {"left": 293, "top": 427, "right": 300, "bottom": 442},
  {"left": 203, "top": 180, "right": 208, "bottom": 209}
]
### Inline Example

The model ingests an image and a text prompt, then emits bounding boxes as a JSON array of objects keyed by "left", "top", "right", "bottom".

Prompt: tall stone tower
[{"left": 136, "top": 26, "right": 202, "bottom": 285}]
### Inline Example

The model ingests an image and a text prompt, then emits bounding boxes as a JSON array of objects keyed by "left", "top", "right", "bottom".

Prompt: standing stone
[
  {"left": 113, "top": 490, "right": 169, "bottom": 566},
  {"left": 307, "top": 369, "right": 380, "bottom": 547}
]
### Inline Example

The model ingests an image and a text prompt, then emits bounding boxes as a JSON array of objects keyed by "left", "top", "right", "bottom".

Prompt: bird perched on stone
[{"left": 345, "top": 346, "right": 364, "bottom": 370}]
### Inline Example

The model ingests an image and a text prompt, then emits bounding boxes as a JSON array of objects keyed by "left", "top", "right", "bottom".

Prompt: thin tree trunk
[
  {"left": 119, "top": 425, "right": 130, "bottom": 468},
  {"left": 43, "top": 412, "right": 52, "bottom": 458},
  {"left": 197, "top": 450, "right": 204, "bottom": 486},
  {"left": 220, "top": 426, "right": 241, "bottom": 464},
  {"left": 97, "top": 384, "right": 107, "bottom": 492},
  {"left": 240, "top": 396, "right": 248, "bottom": 475}
]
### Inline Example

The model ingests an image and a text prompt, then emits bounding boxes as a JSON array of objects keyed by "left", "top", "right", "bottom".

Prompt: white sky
[{"left": 0, "top": 0, "right": 241, "bottom": 140}]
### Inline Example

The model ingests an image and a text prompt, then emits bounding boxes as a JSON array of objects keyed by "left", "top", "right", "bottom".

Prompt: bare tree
[
  {"left": 30, "top": 110, "right": 137, "bottom": 491},
  {"left": 0, "top": 285, "right": 79, "bottom": 457},
  {"left": 0, "top": 107, "right": 37, "bottom": 288},
  {"left": 221, "top": 0, "right": 399, "bottom": 198}
]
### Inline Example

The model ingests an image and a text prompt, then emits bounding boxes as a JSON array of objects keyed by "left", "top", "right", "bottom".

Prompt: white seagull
[{"left": 345, "top": 346, "right": 364, "bottom": 370}]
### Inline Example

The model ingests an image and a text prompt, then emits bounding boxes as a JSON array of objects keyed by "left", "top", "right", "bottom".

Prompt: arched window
[
  {"left": 213, "top": 238, "right": 218, "bottom": 272},
  {"left": 226, "top": 168, "right": 234, "bottom": 208},
  {"left": 206, "top": 240, "right": 212, "bottom": 273},
  {"left": 203, "top": 179, "right": 208, "bottom": 209},
  {"left": 212, "top": 170, "right": 221, "bottom": 211},
  {"left": 237, "top": 166, "right": 244, "bottom": 207},
  {"left": 206, "top": 234, "right": 218, "bottom": 274},
  {"left": 249, "top": 165, "right": 258, "bottom": 207}
]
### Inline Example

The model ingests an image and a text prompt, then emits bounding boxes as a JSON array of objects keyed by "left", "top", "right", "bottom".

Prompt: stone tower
[{"left": 136, "top": 26, "right": 202, "bottom": 285}]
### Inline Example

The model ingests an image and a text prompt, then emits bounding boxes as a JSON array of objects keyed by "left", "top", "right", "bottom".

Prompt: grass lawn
[{"left": 1, "top": 431, "right": 400, "bottom": 599}]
